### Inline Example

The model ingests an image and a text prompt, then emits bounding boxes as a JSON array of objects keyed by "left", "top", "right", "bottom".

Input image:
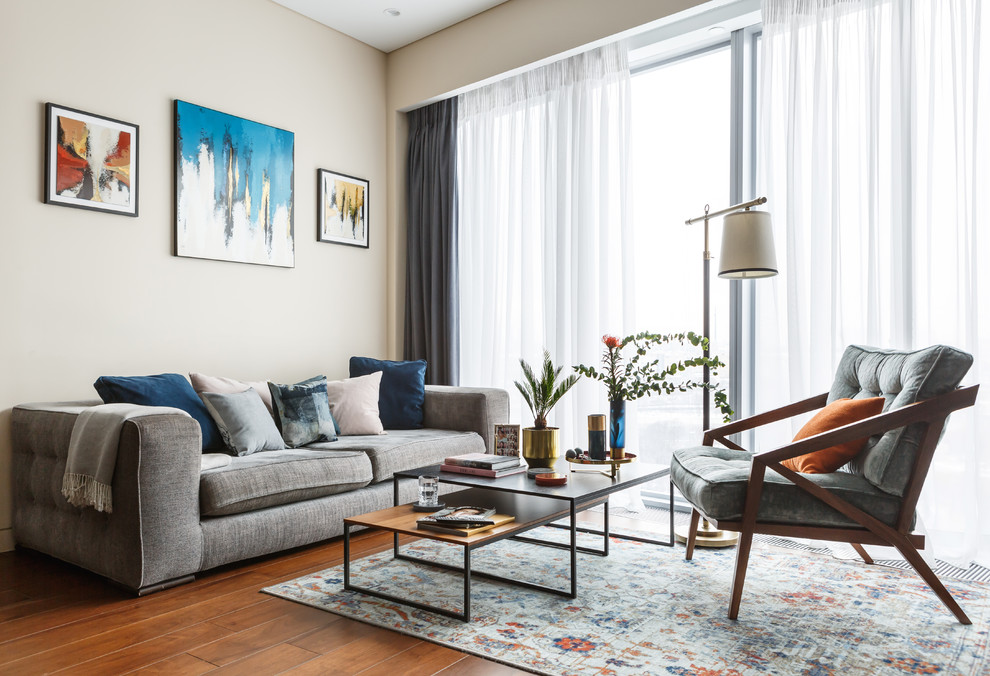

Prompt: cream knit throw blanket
[{"left": 62, "top": 403, "right": 190, "bottom": 513}]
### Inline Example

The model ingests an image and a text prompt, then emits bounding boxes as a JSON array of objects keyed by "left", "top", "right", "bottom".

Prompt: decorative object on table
[
  {"left": 587, "top": 414, "right": 606, "bottom": 460},
  {"left": 575, "top": 333, "right": 733, "bottom": 456},
  {"left": 515, "top": 350, "right": 580, "bottom": 469},
  {"left": 264, "top": 534, "right": 990, "bottom": 675},
  {"left": 412, "top": 474, "right": 444, "bottom": 512},
  {"left": 416, "top": 512, "right": 515, "bottom": 536},
  {"left": 174, "top": 100, "right": 295, "bottom": 268},
  {"left": 533, "top": 472, "right": 568, "bottom": 486},
  {"left": 526, "top": 467, "right": 555, "bottom": 479},
  {"left": 677, "top": 196, "right": 777, "bottom": 547},
  {"left": 318, "top": 168, "right": 369, "bottom": 248},
  {"left": 493, "top": 423, "right": 521, "bottom": 457},
  {"left": 566, "top": 450, "right": 638, "bottom": 479},
  {"left": 45, "top": 103, "right": 138, "bottom": 217}
]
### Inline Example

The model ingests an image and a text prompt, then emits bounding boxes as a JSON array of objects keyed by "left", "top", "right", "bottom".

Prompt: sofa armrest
[
  {"left": 422, "top": 386, "right": 510, "bottom": 453},
  {"left": 11, "top": 404, "right": 203, "bottom": 593}
]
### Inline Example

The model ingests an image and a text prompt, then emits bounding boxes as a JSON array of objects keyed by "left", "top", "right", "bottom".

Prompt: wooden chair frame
[{"left": 683, "top": 384, "right": 980, "bottom": 624}]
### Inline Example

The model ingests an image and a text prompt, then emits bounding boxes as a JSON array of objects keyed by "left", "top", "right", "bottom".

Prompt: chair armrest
[
  {"left": 422, "top": 386, "right": 510, "bottom": 453},
  {"left": 704, "top": 392, "right": 828, "bottom": 448},
  {"left": 752, "top": 385, "right": 979, "bottom": 466}
]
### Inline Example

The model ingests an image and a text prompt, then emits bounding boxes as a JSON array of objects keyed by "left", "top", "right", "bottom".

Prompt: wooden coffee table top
[{"left": 345, "top": 487, "right": 585, "bottom": 546}]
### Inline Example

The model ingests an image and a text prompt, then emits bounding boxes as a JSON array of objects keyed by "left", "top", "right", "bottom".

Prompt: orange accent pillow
[{"left": 781, "top": 397, "right": 885, "bottom": 474}]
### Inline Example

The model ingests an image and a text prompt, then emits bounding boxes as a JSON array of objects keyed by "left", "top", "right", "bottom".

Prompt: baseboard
[{"left": 0, "top": 528, "right": 14, "bottom": 553}]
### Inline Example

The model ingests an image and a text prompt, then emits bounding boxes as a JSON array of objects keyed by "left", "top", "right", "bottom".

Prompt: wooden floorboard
[{"left": 0, "top": 527, "right": 533, "bottom": 675}]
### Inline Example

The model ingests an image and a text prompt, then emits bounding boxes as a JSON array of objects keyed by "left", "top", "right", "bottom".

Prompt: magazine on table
[{"left": 426, "top": 505, "right": 496, "bottom": 526}]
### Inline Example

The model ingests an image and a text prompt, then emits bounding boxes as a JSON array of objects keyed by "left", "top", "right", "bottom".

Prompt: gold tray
[{"left": 566, "top": 452, "right": 637, "bottom": 478}]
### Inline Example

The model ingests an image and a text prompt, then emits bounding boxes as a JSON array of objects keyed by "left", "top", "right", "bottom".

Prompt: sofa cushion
[
  {"left": 671, "top": 445, "right": 908, "bottom": 529},
  {"left": 782, "top": 397, "right": 885, "bottom": 473},
  {"left": 200, "top": 448, "right": 372, "bottom": 516},
  {"left": 94, "top": 373, "right": 222, "bottom": 450},
  {"left": 268, "top": 377, "right": 338, "bottom": 448},
  {"left": 325, "top": 373, "right": 385, "bottom": 435},
  {"left": 332, "top": 428, "right": 487, "bottom": 483},
  {"left": 199, "top": 389, "right": 285, "bottom": 456},
  {"left": 349, "top": 357, "right": 427, "bottom": 429},
  {"left": 191, "top": 372, "right": 274, "bottom": 415}
]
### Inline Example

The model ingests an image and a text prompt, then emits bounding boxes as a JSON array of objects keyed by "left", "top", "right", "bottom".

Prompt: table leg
[
  {"left": 463, "top": 547, "right": 472, "bottom": 621},
  {"left": 569, "top": 501, "right": 578, "bottom": 598},
  {"left": 343, "top": 523, "right": 351, "bottom": 589}
]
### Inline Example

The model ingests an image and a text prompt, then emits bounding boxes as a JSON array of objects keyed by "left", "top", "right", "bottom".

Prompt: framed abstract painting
[
  {"left": 318, "top": 168, "right": 369, "bottom": 248},
  {"left": 45, "top": 103, "right": 139, "bottom": 217},
  {"left": 174, "top": 100, "right": 295, "bottom": 268}
]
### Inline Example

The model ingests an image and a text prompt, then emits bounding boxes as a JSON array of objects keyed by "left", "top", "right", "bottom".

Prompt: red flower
[{"left": 602, "top": 335, "right": 621, "bottom": 349}]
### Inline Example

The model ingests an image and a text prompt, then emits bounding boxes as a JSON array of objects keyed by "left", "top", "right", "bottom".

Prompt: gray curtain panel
[{"left": 404, "top": 98, "right": 460, "bottom": 385}]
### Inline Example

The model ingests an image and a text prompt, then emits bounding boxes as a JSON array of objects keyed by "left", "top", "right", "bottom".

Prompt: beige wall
[
  {"left": 0, "top": 0, "right": 387, "bottom": 551},
  {"left": 383, "top": 0, "right": 707, "bottom": 357}
]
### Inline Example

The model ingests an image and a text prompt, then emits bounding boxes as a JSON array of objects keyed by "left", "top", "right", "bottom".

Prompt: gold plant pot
[{"left": 521, "top": 427, "right": 560, "bottom": 469}]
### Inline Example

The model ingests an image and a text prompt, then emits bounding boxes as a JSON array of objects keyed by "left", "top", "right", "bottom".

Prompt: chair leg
[
  {"left": 891, "top": 539, "right": 971, "bottom": 625},
  {"left": 728, "top": 529, "right": 754, "bottom": 620},
  {"left": 851, "top": 543, "right": 874, "bottom": 564},
  {"left": 685, "top": 509, "right": 701, "bottom": 560}
]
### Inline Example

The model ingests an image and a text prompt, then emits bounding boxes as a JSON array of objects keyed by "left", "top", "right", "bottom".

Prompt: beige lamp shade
[{"left": 718, "top": 210, "right": 778, "bottom": 279}]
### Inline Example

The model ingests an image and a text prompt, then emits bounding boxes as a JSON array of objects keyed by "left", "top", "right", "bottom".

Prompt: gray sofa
[{"left": 11, "top": 385, "right": 509, "bottom": 594}]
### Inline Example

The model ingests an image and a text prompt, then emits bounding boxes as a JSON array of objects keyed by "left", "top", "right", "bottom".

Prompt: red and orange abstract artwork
[{"left": 45, "top": 104, "right": 139, "bottom": 216}]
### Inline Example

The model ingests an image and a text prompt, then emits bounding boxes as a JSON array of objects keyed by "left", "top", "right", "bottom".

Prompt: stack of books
[
  {"left": 416, "top": 505, "right": 515, "bottom": 535},
  {"left": 440, "top": 452, "right": 526, "bottom": 478}
]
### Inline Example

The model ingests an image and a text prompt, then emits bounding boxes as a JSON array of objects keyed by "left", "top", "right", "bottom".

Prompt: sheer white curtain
[
  {"left": 457, "top": 44, "right": 634, "bottom": 448},
  {"left": 756, "top": 0, "right": 990, "bottom": 565}
]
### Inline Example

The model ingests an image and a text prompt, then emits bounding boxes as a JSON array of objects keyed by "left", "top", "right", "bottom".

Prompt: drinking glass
[{"left": 418, "top": 475, "right": 439, "bottom": 506}]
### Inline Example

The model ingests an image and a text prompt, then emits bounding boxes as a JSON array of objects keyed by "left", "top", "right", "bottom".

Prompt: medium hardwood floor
[{"left": 0, "top": 528, "right": 527, "bottom": 675}]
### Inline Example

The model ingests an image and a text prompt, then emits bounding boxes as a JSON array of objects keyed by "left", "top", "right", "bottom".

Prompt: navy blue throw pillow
[
  {"left": 349, "top": 357, "right": 427, "bottom": 429},
  {"left": 94, "top": 373, "right": 223, "bottom": 450}
]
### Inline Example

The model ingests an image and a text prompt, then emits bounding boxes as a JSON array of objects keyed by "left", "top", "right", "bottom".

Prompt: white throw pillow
[{"left": 325, "top": 372, "right": 386, "bottom": 435}]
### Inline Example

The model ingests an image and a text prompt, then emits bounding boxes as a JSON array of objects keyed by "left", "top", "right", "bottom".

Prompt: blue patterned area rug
[{"left": 263, "top": 530, "right": 989, "bottom": 675}]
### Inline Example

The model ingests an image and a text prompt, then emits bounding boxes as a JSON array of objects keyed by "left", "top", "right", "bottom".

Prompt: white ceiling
[{"left": 271, "top": 0, "right": 510, "bottom": 53}]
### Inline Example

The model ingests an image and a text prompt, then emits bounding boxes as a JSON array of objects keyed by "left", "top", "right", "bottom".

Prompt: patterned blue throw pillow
[
  {"left": 349, "top": 357, "right": 427, "bottom": 429},
  {"left": 267, "top": 376, "right": 338, "bottom": 448}
]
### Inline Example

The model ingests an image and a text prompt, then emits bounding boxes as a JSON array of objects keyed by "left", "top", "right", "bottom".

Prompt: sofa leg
[{"left": 132, "top": 574, "right": 196, "bottom": 596}]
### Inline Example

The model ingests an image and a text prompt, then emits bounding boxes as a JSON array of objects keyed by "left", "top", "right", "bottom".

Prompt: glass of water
[{"left": 418, "top": 475, "right": 439, "bottom": 506}]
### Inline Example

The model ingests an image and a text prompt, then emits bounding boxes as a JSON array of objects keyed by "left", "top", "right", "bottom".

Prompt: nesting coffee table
[{"left": 342, "top": 461, "right": 672, "bottom": 620}]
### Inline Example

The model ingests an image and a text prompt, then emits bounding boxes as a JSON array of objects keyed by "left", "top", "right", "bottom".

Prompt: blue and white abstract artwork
[{"left": 175, "top": 100, "right": 294, "bottom": 267}]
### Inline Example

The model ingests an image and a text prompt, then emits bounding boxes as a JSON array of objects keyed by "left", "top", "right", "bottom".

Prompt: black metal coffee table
[{"left": 341, "top": 460, "right": 672, "bottom": 620}]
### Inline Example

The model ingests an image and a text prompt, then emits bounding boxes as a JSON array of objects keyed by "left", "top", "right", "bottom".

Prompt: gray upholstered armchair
[{"left": 670, "top": 345, "right": 979, "bottom": 623}]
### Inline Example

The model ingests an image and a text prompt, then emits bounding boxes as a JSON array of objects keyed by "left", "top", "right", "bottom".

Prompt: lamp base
[{"left": 674, "top": 519, "right": 739, "bottom": 548}]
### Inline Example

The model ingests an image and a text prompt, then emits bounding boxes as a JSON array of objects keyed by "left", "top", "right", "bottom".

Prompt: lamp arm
[{"left": 685, "top": 196, "right": 767, "bottom": 225}]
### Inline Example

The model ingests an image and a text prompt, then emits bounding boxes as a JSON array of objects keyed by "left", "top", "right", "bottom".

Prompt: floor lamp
[{"left": 675, "top": 196, "right": 778, "bottom": 547}]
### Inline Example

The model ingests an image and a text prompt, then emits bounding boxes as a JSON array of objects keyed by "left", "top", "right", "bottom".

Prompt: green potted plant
[
  {"left": 574, "top": 331, "right": 733, "bottom": 457},
  {"left": 514, "top": 350, "right": 580, "bottom": 469}
]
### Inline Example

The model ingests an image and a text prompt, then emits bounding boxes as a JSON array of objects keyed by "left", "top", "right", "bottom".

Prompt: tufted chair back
[{"left": 828, "top": 345, "right": 973, "bottom": 496}]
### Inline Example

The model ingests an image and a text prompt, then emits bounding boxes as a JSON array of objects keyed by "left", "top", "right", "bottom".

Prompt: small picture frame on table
[{"left": 493, "top": 424, "right": 521, "bottom": 457}]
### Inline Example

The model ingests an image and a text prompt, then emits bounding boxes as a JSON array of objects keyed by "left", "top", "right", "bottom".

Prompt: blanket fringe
[{"left": 61, "top": 473, "right": 113, "bottom": 513}]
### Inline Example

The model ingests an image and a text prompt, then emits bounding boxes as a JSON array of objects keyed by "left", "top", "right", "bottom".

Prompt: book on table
[
  {"left": 417, "top": 510, "right": 516, "bottom": 536},
  {"left": 442, "top": 452, "right": 522, "bottom": 470},
  {"left": 439, "top": 463, "right": 527, "bottom": 478}
]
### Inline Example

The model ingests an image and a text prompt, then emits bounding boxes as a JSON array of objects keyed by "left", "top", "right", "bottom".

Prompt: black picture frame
[
  {"left": 318, "top": 168, "right": 369, "bottom": 248},
  {"left": 44, "top": 103, "right": 139, "bottom": 217}
]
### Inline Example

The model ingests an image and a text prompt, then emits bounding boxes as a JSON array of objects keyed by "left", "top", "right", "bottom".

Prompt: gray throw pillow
[
  {"left": 199, "top": 389, "right": 286, "bottom": 456},
  {"left": 268, "top": 377, "right": 338, "bottom": 448}
]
